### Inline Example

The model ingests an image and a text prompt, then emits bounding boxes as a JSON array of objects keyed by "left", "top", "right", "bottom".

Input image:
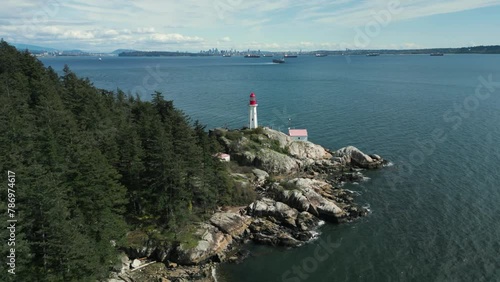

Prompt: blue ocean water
[{"left": 40, "top": 54, "right": 500, "bottom": 282}]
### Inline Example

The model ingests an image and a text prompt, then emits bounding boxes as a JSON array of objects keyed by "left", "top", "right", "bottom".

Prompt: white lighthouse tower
[{"left": 248, "top": 92, "right": 258, "bottom": 129}]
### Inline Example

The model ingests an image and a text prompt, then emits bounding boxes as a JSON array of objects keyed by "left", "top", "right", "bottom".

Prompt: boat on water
[
  {"left": 430, "top": 53, "right": 444, "bottom": 56},
  {"left": 244, "top": 54, "right": 260, "bottom": 58},
  {"left": 262, "top": 54, "right": 273, "bottom": 57},
  {"left": 284, "top": 54, "right": 297, "bottom": 58},
  {"left": 366, "top": 53, "right": 380, "bottom": 57},
  {"left": 272, "top": 58, "right": 285, "bottom": 64},
  {"left": 315, "top": 53, "right": 327, "bottom": 57},
  {"left": 222, "top": 54, "right": 232, "bottom": 57}
]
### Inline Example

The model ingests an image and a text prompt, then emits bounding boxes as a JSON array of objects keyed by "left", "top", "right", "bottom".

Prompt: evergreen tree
[{"left": 0, "top": 40, "right": 248, "bottom": 280}]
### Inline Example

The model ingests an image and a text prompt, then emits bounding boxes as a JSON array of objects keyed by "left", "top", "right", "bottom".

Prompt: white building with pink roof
[{"left": 288, "top": 129, "right": 308, "bottom": 142}]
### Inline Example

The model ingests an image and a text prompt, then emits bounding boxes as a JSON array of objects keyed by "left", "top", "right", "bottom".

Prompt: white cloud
[
  {"left": 1, "top": 0, "right": 499, "bottom": 51},
  {"left": 301, "top": 0, "right": 500, "bottom": 26},
  {"left": 148, "top": 33, "right": 204, "bottom": 44}
]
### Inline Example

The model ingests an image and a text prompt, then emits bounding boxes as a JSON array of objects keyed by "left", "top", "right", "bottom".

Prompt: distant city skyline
[{"left": 1, "top": 0, "right": 500, "bottom": 52}]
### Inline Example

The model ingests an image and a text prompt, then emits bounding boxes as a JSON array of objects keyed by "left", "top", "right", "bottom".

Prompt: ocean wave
[
  {"left": 212, "top": 265, "right": 218, "bottom": 282},
  {"left": 310, "top": 231, "right": 320, "bottom": 240},
  {"left": 362, "top": 203, "right": 372, "bottom": 213},
  {"left": 345, "top": 189, "right": 362, "bottom": 196},
  {"left": 384, "top": 161, "right": 395, "bottom": 167}
]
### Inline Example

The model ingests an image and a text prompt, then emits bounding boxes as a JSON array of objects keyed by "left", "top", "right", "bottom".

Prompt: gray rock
[
  {"left": 233, "top": 150, "right": 257, "bottom": 167},
  {"left": 273, "top": 178, "right": 345, "bottom": 222},
  {"left": 254, "top": 148, "right": 299, "bottom": 174},
  {"left": 296, "top": 211, "right": 322, "bottom": 231},
  {"left": 288, "top": 141, "right": 332, "bottom": 160},
  {"left": 209, "top": 212, "right": 252, "bottom": 238},
  {"left": 252, "top": 168, "right": 269, "bottom": 185},
  {"left": 131, "top": 259, "right": 142, "bottom": 269},
  {"left": 174, "top": 223, "right": 232, "bottom": 265},
  {"left": 333, "top": 146, "right": 384, "bottom": 169},
  {"left": 263, "top": 127, "right": 293, "bottom": 149},
  {"left": 249, "top": 218, "right": 303, "bottom": 247},
  {"left": 247, "top": 198, "right": 299, "bottom": 227},
  {"left": 119, "top": 252, "right": 130, "bottom": 273}
]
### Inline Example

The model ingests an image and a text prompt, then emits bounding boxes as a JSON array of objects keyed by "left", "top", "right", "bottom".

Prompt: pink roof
[
  {"left": 289, "top": 129, "right": 308, "bottom": 137},
  {"left": 214, "top": 153, "right": 230, "bottom": 158}
]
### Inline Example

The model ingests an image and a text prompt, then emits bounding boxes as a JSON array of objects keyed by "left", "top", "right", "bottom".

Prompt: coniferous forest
[{"left": 0, "top": 40, "right": 253, "bottom": 281}]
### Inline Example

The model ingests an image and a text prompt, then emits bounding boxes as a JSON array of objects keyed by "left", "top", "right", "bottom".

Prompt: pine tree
[{"left": 0, "top": 40, "right": 247, "bottom": 280}]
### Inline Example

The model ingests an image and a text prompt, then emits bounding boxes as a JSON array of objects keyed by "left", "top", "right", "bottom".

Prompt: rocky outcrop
[
  {"left": 262, "top": 127, "right": 293, "bottom": 149},
  {"left": 209, "top": 212, "right": 251, "bottom": 239},
  {"left": 296, "top": 211, "right": 322, "bottom": 231},
  {"left": 232, "top": 148, "right": 299, "bottom": 174},
  {"left": 125, "top": 128, "right": 386, "bottom": 280},
  {"left": 254, "top": 148, "right": 300, "bottom": 174},
  {"left": 244, "top": 197, "right": 327, "bottom": 247},
  {"left": 333, "top": 146, "right": 385, "bottom": 169},
  {"left": 109, "top": 261, "right": 217, "bottom": 282},
  {"left": 249, "top": 219, "right": 303, "bottom": 247},
  {"left": 174, "top": 223, "right": 232, "bottom": 265},
  {"left": 252, "top": 168, "right": 269, "bottom": 185},
  {"left": 288, "top": 141, "right": 333, "bottom": 160},
  {"left": 272, "top": 179, "right": 345, "bottom": 222},
  {"left": 247, "top": 198, "right": 299, "bottom": 227}
]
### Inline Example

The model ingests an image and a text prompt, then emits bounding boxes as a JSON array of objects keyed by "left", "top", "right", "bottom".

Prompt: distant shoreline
[
  {"left": 118, "top": 46, "right": 500, "bottom": 57},
  {"left": 18, "top": 43, "right": 500, "bottom": 57}
]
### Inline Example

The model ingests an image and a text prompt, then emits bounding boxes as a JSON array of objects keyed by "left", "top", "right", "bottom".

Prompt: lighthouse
[{"left": 248, "top": 92, "right": 258, "bottom": 129}]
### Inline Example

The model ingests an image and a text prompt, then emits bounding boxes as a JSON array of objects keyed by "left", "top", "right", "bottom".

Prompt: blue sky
[{"left": 1, "top": 0, "right": 500, "bottom": 52}]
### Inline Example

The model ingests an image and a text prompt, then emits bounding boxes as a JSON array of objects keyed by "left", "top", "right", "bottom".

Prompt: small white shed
[{"left": 288, "top": 129, "right": 308, "bottom": 142}]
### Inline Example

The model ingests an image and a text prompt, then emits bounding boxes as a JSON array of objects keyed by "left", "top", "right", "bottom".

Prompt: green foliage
[
  {"left": 224, "top": 130, "right": 243, "bottom": 141},
  {"left": 0, "top": 40, "right": 242, "bottom": 281},
  {"left": 228, "top": 181, "right": 257, "bottom": 205},
  {"left": 242, "top": 127, "right": 265, "bottom": 135},
  {"left": 270, "top": 140, "right": 289, "bottom": 155},
  {"left": 281, "top": 181, "right": 300, "bottom": 191}
]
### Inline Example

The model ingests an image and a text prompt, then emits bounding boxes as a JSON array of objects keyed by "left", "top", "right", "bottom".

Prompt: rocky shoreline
[{"left": 109, "top": 128, "right": 386, "bottom": 282}]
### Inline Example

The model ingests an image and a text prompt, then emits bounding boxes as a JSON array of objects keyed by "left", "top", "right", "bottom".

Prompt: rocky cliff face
[{"left": 113, "top": 127, "right": 386, "bottom": 281}]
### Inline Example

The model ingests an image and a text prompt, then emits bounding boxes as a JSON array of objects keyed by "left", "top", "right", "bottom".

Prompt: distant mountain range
[
  {"left": 13, "top": 43, "right": 58, "bottom": 52},
  {"left": 12, "top": 43, "right": 135, "bottom": 55}
]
